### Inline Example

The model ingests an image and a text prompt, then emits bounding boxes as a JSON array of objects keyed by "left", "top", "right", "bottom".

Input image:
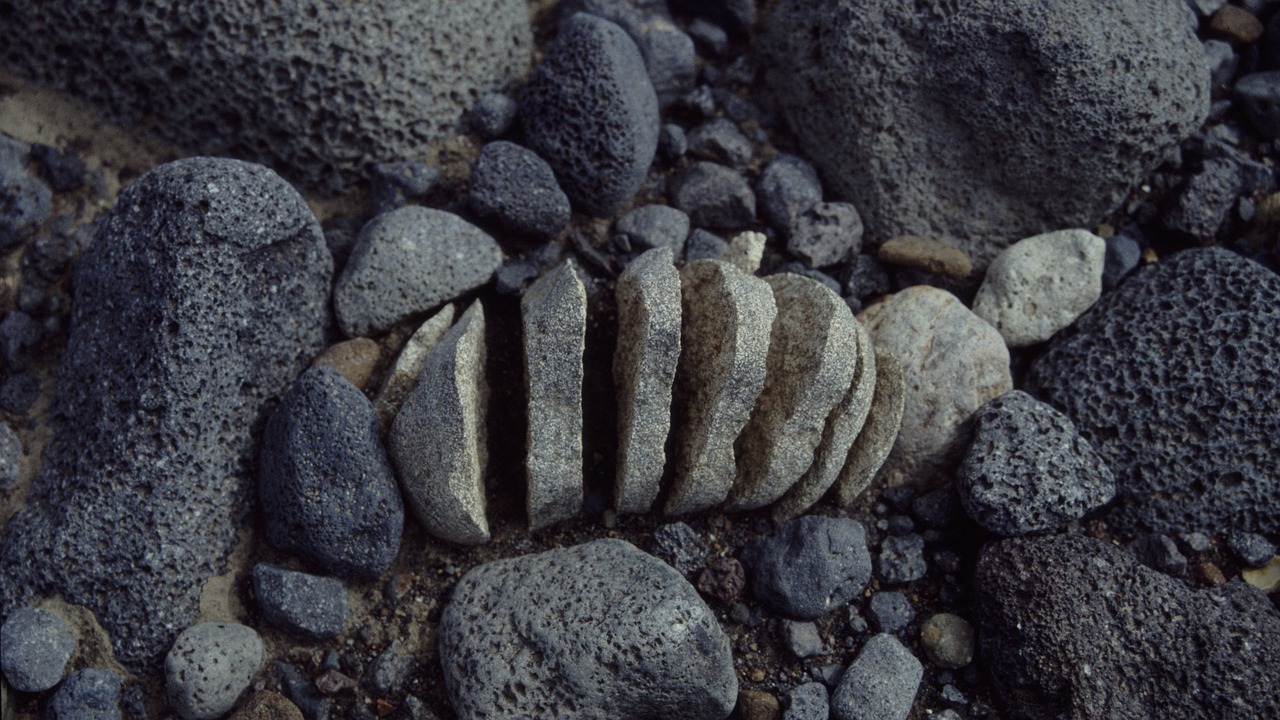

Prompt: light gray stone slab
[
  {"left": 834, "top": 352, "right": 906, "bottom": 507},
  {"left": 374, "top": 304, "right": 456, "bottom": 430}
]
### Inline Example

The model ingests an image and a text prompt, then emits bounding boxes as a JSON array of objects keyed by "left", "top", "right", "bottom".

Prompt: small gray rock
[
  {"left": 1236, "top": 71, "right": 1280, "bottom": 139},
  {"left": 670, "top": 0, "right": 754, "bottom": 35},
  {"left": 365, "top": 640, "right": 413, "bottom": 696},
  {"left": 957, "top": 390, "right": 1116, "bottom": 536},
  {"left": 669, "top": 161, "right": 756, "bottom": 230},
  {"left": 688, "top": 18, "right": 729, "bottom": 56},
  {"left": 260, "top": 366, "right": 405, "bottom": 579},
  {"left": 648, "top": 522, "right": 709, "bottom": 579},
  {"left": 470, "top": 92, "right": 519, "bottom": 139},
  {"left": 165, "top": 623, "right": 263, "bottom": 720},
  {"left": 614, "top": 205, "right": 690, "bottom": 254},
  {"left": 48, "top": 668, "right": 122, "bottom": 720},
  {"left": 1, "top": 309, "right": 43, "bottom": 373},
  {"left": 788, "top": 202, "right": 863, "bottom": 268},
  {"left": 830, "top": 634, "right": 923, "bottom": 720},
  {"left": 659, "top": 123, "right": 688, "bottom": 161},
  {"left": 1102, "top": 234, "right": 1142, "bottom": 290},
  {"left": 1161, "top": 159, "right": 1244, "bottom": 241},
  {"left": 758, "top": 154, "right": 822, "bottom": 233},
  {"left": 0, "top": 607, "right": 75, "bottom": 692},
  {"left": 333, "top": 206, "right": 503, "bottom": 337},
  {"left": 439, "top": 539, "right": 737, "bottom": 720},
  {"left": 1226, "top": 531, "right": 1276, "bottom": 568},
  {"left": 1203, "top": 39, "right": 1238, "bottom": 89},
  {"left": 467, "top": 141, "right": 571, "bottom": 239},
  {"left": 782, "top": 620, "right": 825, "bottom": 658},
  {"left": 523, "top": 13, "right": 660, "bottom": 216},
  {"left": 868, "top": 591, "right": 914, "bottom": 634},
  {"left": 919, "top": 613, "right": 975, "bottom": 669},
  {"left": 0, "top": 143, "right": 51, "bottom": 250},
  {"left": 783, "top": 682, "right": 829, "bottom": 720},
  {"left": 252, "top": 563, "right": 348, "bottom": 642},
  {"left": 878, "top": 534, "right": 927, "bottom": 585},
  {"left": 741, "top": 515, "right": 872, "bottom": 620},
  {"left": 370, "top": 161, "right": 439, "bottom": 216},
  {"left": 1128, "top": 534, "right": 1188, "bottom": 576},
  {"left": 275, "top": 662, "right": 331, "bottom": 720},
  {"left": 684, "top": 228, "right": 728, "bottom": 262},
  {"left": 0, "top": 421, "right": 19, "bottom": 489},
  {"left": 688, "top": 118, "right": 752, "bottom": 167}
]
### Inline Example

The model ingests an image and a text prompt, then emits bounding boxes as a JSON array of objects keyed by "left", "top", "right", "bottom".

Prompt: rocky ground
[{"left": 2, "top": 1, "right": 1280, "bottom": 720}]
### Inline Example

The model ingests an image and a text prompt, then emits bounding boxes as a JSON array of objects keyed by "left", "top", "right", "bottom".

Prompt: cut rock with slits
[
  {"left": 374, "top": 304, "right": 456, "bottom": 431},
  {"left": 833, "top": 352, "right": 906, "bottom": 507}
]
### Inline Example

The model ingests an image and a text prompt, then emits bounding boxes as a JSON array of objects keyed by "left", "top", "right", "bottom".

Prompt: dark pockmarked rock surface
[
  {"left": 0, "top": 157, "right": 331, "bottom": 671},
  {"left": 439, "top": 539, "right": 737, "bottom": 719}
]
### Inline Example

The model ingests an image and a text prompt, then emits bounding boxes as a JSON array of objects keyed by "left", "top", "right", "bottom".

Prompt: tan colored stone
[
  {"left": 373, "top": 304, "right": 456, "bottom": 430},
  {"left": 736, "top": 689, "right": 781, "bottom": 720},
  {"left": 389, "top": 302, "right": 489, "bottom": 545},
  {"left": 1211, "top": 5, "right": 1264, "bottom": 44},
  {"left": 1243, "top": 556, "right": 1280, "bottom": 592},
  {"left": 878, "top": 235, "right": 973, "bottom": 278},
  {"left": 727, "top": 274, "right": 858, "bottom": 512},
  {"left": 613, "top": 248, "right": 681, "bottom": 514},
  {"left": 522, "top": 261, "right": 587, "bottom": 531},
  {"left": 312, "top": 337, "right": 381, "bottom": 389},
  {"left": 833, "top": 351, "right": 906, "bottom": 507},
  {"left": 665, "top": 259, "right": 775, "bottom": 515},
  {"left": 721, "top": 230, "right": 766, "bottom": 274},
  {"left": 229, "top": 691, "right": 304, "bottom": 720}
]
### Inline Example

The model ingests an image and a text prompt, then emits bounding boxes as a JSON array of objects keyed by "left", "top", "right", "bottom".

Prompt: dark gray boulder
[
  {"left": 0, "top": 157, "right": 331, "bottom": 671},
  {"left": 976, "top": 534, "right": 1280, "bottom": 720},
  {"left": 259, "top": 366, "right": 404, "bottom": 580},
  {"left": 763, "top": 0, "right": 1208, "bottom": 265},
  {"left": 0, "top": 1, "right": 532, "bottom": 193},
  {"left": 1027, "top": 248, "right": 1280, "bottom": 535},
  {"left": 439, "top": 538, "right": 737, "bottom": 719},
  {"left": 741, "top": 516, "right": 872, "bottom": 620},
  {"left": 522, "top": 13, "right": 660, "bottom": 217},
  {"left": 467, "top": 141, "right": 571, "bottom": 239}
]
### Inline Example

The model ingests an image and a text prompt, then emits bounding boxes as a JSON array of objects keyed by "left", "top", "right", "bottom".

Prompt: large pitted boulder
[
  {"left": 763, "top": 0, "right": 1208, "bottom": 265},
  {"left": 1028, "top": 248, "right": 1280, "bottom": 535},
  {"left": 0, "top": 158, "right": 331, "bottom": 671},
  {"left": 0, "top": 0, "right": 532, "bottom": 192},
  {"left": 976, "top": 534, "right": 1280, "bottom": 720},
  {"left": 439, "top": 539, "right": 738, "bottom": 720}
]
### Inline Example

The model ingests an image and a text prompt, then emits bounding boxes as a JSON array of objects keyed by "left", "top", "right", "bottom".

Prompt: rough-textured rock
[
  {"left": 697, "top": 557, "right": 746, "bottom": 604},
  {"left": 614, "top": 248, "right": 681, "bottom": 514},
  {"left": 0, "top": 158, "right": 331, "bottom": 671},
  {"left": 165, "top": 623, "right": 264, "bottom": 720},
  {"left": 523, "top": 263, "right": 587, "bottom": 530},
  {"left": 252, "top": 564, "right": 348, "bottom": 642},
  {"left": 562, "top": 0, "right": 696, "bottom": 108},
  {"left": 781, "top": 620, "right": 825, "bottom": 659},
  {"left": 976, "top": 534, "right": 1280, "bottom": 720},
  {"left": 523, "top": 13, "right": 659, "bottom": 216},
  {"left": 670, "top": 162, "right": 757, "bottom": 230},
  {"left": 470, "top": 92, "right": 519, "bottom": 140},
  {"left": 333, "top": 207, "right": 503, "bottom": 337},
  {"left": 957, "top": 390, "right": 1115, "bottom": 536},
  {"left": 721, "top": 231, "right": 766, "bottom": 275},
  {"left": 48, "top": 668, "right": 122, "bottom": 720},
  {"left": 832, "top": 351, "right": 905, "bottom": 507},
  {"left": 614, "top": 205, "right": 691, "bottom": 255},
  {"left": 439, "top": 539, "right": 737, "bottom": 720},
  {"left": 260, "top": 366, "right": 404, "bottom": 579},
  {"left": 390, "top": 302, "right": 491, "bottom": 545},
  {"left": 1027, "top": 248, "right": 1280, "bottom": 534},
  {"left": 763, "top": 0, "right": 1208, "bottom": 265},
  {"left": 666, "top": 259, "right": 775, "bottom": 514},
  {"left": 648, "top": 522, "right": 709, "bottom": 579},
  {"left": 0, "top": 421, "right": 20, "bottom": 490},
  {"left": 1129, "top": 533, "right": 1189, "bottom": 577},
  {"left": 859, "top": 286, "right": 1011, "bottom": 488},
  {"left": 1236, "top": 72, "right": 1280, "bottom": 139},
  {"left": 0, "top": 138, "right": 51, "bottom": 250},
  {"left": 311, "top": 338, "right": 381, "bottom": 390},
  {"left": 0, "top": 607, "right": 75, "bottom": 692},
  {"left": 0, "top": 1, "right": 532, "bottom": 193},
  {"left": 830, "top": 634, "right": 922, "bottom": 720},
  {"left": 788, "top": 203, "right": 863, "bottom": 268},
  {"left": 972, "top": 229, "right": 1105, "bottom": 347},
  {"left": 365, "top": 640, "right": 414, "bottom": 696},
  {"left": 374, "top": 305, "right": 456, "bottom": 430},
  {"left": 919, "top": 614, "right": 974, "bottom": 669},
  {"left": 773, "top": 319, "right": 876, "bottom": 523},
  {"left": 467, "top": 141, "right": 572, "bottom": 239},
  {"left": 728, "top": 274, "right": 858, "bottom": 511},
  {"left": 758, "top": 154, "right": 823, "bottom": 233},
  {"left": 228, "top": 691, "right": 303, "bottom": 720},
  {"left": 868, "top": 592, "right": 914, "bottom": 634},
  {"left": 688, "top": 118, "right": 753, "bottom": 167},
  {"left": 878, "top": 534, "right": 927, "bottom": 585},
  {"left": 1227, "top": 531, "right": 1276, "bottom": 568},
  {"left": 737, "top": 690, "right": 781, "bottom": 720},
  {"left": 783, "top": 683, "right": 829, "bottom": 720},
  {"left": 741, "top": 516, "right": 871, "bottom": 620}
]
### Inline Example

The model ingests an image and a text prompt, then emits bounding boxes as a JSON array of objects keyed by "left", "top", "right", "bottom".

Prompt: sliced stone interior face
[
  {"left": 833, "top": 351, "right": 906, "bottom": 508},
  {"left": 374, "top": 303, "right": 457, "bottom": 431}
]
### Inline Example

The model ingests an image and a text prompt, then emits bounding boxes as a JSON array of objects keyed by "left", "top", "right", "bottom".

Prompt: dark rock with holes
[
  {"left": 252, "top": 564, "right": 348, "bottom": 642},
  {"left": 763, "top": 0, "right": 1208, "bottom": 266},
  {"left": 957, "top": 390, "right": 1116, "bottom": 536},
  {"left": 523, "top": 13, "right": 660, "bottom": 216},
  {"left": 0, "top": 137, "right": 51, "bottom": 250},
  {"left": 741, "top": 516, "right": 872, "bottom": 620},
  {"left": 48, "top": 668, "right": 122, "bottom": 720},
  {"left": 0, "top": 158, "right": 331, "bottom": 672},
  {"left": 470, "top": 92, "right": 519, "bottom": 140},
  {"left": 370, "top": 161, "right": 439, "bottom": 217},
  {"left": 976, "top": 534, "right": 1280, "bottom": 720},
  {"left": 614, "top": 204, "right": 690, "bottom": 254},
  {"left": 260, "top": 366, "right": 404, "bottom": 580},
  {"left": 758, "top": 154, "right": 823, "bottom": 233},
  {"left": 468, "top": 141, "right": 571, "bottom": 240},
  {"left": 0, "top": 1, "right": 531, "bottom": 193},
  {"left": 688, "top": 118, "right": 752, "bottom": 167},
  {"left": 788, "top": 202, "right": 863, "bottom": 268},
  {"left": 669, "top": 161, "right": 756, "bottom": 230},
  {"left": 1028, "top": 248, "right": 1280, "bottom": 534},
  {"left": 439, "top": 538, "right": 737, "bottom": 719},
  {"left": 561, "top": 0, "right": 696, "bottom": 107},
  {"left": 0, "top": 607, "right": 75, "bottom": 692}
]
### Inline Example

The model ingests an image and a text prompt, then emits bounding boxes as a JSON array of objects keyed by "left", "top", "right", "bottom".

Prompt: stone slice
[
  {"left": 665, "top": 259, "right": 775, "bottom": 515},
  {"left": 613, "top": 248, "right": 682, "bottom": 514},
  {"left": 522, "top": 262, "right": 587, "bottom": 530},
  {"left": 390, "top": 302, "right": 490, "bottom": 545},
  {"left": 727, "top": 274, "right": 858, "bottom": 511},
  {"left": 772, "top": 319, "right": 877, "bottom": 523},
  {"left": 373, "top": 304, "right": 457, "bottom": 430},
  {"left": 833, "top": 352, "right": 906, "bottom": 507}
]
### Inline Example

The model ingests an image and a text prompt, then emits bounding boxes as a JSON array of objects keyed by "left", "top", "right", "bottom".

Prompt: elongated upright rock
[
  {"left": 833, "top": 352, "right": 906, "bottom": 507},
  {"left": 726, "top": 274, "right": 859, "bottom": 511},
  {"left": 665, "top": 260, "right": 775, "bottom": 515},
  {"left": 0, "top": 158, "right": 332, "bottom": 670},
  {"left": 614, "top": 248, "right": 682, "bottom": 514},
  {"left": 772, "top": 318, "right": 877, "bottom": 523},
  {"left": 523, "top": 262, "right": 587, "bottom": 531},
  {"left": 374, "top": 304, "right": 457, "bottom": 430},
  {"left": 390, "top": 302, "right": 490, "bottom": 545}
]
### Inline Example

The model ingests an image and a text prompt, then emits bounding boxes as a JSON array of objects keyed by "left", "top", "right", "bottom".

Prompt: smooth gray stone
[
  {"left": 830, "top": 634, "right": 922, "bottom": 720},
  {"left": 164, "top": 622, "right": 263, "bottom": 720},
  {"left": 0, "top": 607, "right": 75, "bottom": 692},
  {"left": 373, "top": 304, "right": 456, "bottom": 430}
]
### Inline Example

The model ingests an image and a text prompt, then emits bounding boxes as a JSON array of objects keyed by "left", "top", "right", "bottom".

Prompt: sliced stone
[
  {"left": 389, "top": 302, "right": 490, "bottom": 545},
  {"left": 727, "top": 274, "right": 859, "bottom": 511},
  {"left": 614, "top": 248, "right": 682, "bottom": 514},
  {"left": 665, "top": 259, "right": 775, "bottom": 514},
  {"left": 373, "top": 304, "right": 456, "bottom": 430},
  {"left": 771, "top": 318, "right": 876, "bottom": 523},
  {"left": 522, "top": 262, "right": 587, "bottom": 530},
  {"left": 833, "top": 352, "right": 906, "bottom": 507}
]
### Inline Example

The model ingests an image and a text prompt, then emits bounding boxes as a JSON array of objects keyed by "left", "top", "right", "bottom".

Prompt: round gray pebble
[
  {"left": 0, "top": 607, "right": 76, "bottom": 692},
  {"left": 919, "top": 613, "right": 975, "bottom": 669},
  {"left": 164, "top": 622, "right": 264, "bottom": 720}
]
